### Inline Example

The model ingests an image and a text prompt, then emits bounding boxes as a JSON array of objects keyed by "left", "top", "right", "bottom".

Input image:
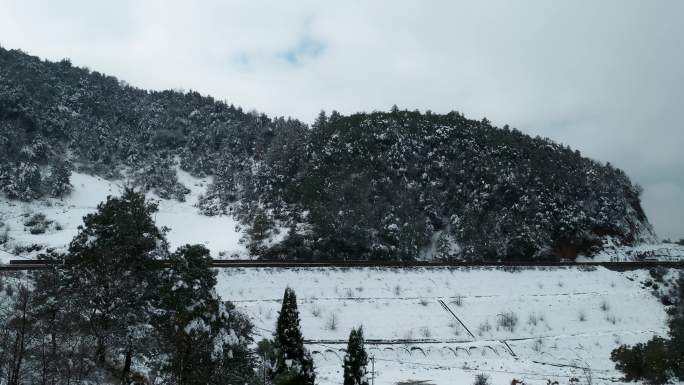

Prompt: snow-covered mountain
[{"left": 0, "top": 47, "right": 658, "bottom": 261}]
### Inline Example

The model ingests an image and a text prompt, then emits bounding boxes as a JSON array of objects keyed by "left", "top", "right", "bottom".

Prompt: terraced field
[{"left": 215, "top": 266, "right": 674, "bottom": 385}]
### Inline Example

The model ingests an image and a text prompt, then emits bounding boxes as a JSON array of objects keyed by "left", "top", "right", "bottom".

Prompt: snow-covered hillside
[
  {"left": 2, "top": 171, "right": 683, "bottom": 265},
  {"left": 215, "top": 266, "right": 674, "bottom": 385},
  {"left": 0, "top": 171, "right": 248, "bottom": 263},
  {"left": 580, "top": 241, "right": 684, "bottom": 262}
]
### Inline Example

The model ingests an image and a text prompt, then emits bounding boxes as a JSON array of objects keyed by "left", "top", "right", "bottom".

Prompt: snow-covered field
[
  {"left": 0, "top": 171, "right": 248, "bottom": 262},
  {"left": 215, "top": 266, "right": 673, "bottom": 385}
]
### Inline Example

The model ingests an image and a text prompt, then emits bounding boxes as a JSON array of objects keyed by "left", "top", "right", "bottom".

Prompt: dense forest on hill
[{"left": 0, "top": 47, "right": 655, "bottom": 261}]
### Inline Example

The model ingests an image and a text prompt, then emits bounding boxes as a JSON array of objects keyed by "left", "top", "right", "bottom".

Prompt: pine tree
[
  {"left": 155, "top": 244, "right": 256, "bottom": 385},
  {"left": 61, "top": 188, "right": 168, "bottom": 380},
  {"left": 47, "top": 159, "right": 72, "bottom": 197},
  {"left": 273, "top": 287, "right": 315, "bottom": 385},
  {"left": 246, "top": 207, "right": 273, "bottom": 256},
  {"left": 343, "top": 327, "right": 369, "bottom": 385},
  {"left": 2, "top": 162, "right": 42, "bottom": 200},
  {"left": 668, "top": 273, "right": 684, "bottom": 378}
]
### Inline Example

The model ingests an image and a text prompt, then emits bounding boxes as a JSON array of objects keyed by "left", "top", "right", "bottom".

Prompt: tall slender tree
[
  {"left": 343, "top": 327, "right": 369, "bottom": 385},
  {"left": 272, "top": 287, "right": 315, "bottom": 385}
]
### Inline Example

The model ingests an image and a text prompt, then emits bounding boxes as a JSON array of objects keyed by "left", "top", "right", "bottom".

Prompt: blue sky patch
[{"left": 278, "top": 35, "right": 327, "bottom": 65}]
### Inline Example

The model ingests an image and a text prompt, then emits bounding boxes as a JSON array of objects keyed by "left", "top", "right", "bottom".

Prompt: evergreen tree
[
  {"left": 47, "top": 158, "right": 72, "bottom": 197},
  {"left": 154, "top": 244, "right": 256, "bottom": 385},
  {"left": 272, "top": 287, "right": 315, "bottom": 385},
  {"left": 247, "top": 207, "right": 272, "bottom": 254},
  {"left": 611, "top": 338, "right": 670, "bottom": 385},
  {"left": 2, "top": 162, "right": 42, "bottom": 200},
  {"left": 668, "top": 273, "right": 684, "bottom": 378},
  {"left": 343, "top": 327, "right": 369, "bottom": 385},
  {"left": 60, "top": 188, "right": 168, "bottom": 380}
]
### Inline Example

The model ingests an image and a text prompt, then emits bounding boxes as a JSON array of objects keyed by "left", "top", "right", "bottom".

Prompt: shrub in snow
[
  {"left": 394, "top": 285, "right": 402, "bottom": 296},
  {"left": 327, "top": 312, "right": 339, "bottom": 331},
  {"left": 527, "top": 313, "right": 543, "bottom": 327},
  {"left": 478, "top": 320, "right": 492, "bottom": 336},
  {"left": 611, "top": 338, "right": 670, "bottom": 385},
  {"left": 578, "top": 310, "right": 587, "bottom": 322},
  {"left": 24, "top": 212, "right": 54, "bottom": 234},
  {"left": 345, "top": 287, "right": 355, "bottom": 298},
  {"left": 497, "top": 312, "right": 518, "bottom": 332},
  {"left": 343, "top": 326, "right": 369, "bottom": 385},
  {"left": 473, "top": 373, "right": 490, "bottom": 385},
  {"left": 600, "top": 300, "right": 610, "bottom": 312},
  {"left": 532, "top": 338, "right": 544, "bottom": 353}
]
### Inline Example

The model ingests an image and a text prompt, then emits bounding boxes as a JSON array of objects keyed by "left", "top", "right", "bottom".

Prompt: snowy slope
[
  {"left": 2, "top": 169, "right": 681, "bottom": 264},
  {"left": 579, "top": 240, "right": 684, "bottom": 262},
  {"left": 0, "top": 171, "right": 248, "bottom": 262},
  {"left": 215, "top": 266, "right": 673, "bottom": 385}
]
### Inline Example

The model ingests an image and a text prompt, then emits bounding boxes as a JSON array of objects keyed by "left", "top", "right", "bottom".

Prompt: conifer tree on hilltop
[
  {"left": 343, "top": 327, "right": 369, "bottom": 385},
  {"left": 273, "top": 287, "right": 315, "bottom": 385}
]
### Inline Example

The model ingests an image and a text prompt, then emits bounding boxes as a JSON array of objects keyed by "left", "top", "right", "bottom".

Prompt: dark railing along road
[{"left": 2, "top": 258, "right": 683, "bottom": 271}]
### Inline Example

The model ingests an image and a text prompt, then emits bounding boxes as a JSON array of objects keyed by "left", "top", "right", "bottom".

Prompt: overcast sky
[{"left": 1, "top": 1, "right": 682, "bottom": 239}]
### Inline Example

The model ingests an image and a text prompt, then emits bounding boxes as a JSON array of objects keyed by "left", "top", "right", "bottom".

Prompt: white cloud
[{"left": 1, "top": 0, "right": 682, "bottom": 238}]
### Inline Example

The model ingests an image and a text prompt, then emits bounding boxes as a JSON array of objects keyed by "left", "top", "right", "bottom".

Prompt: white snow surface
[
  {"left": 215, "top": 266, "right": 674, "bottom": 385},
  {"left": 0, "top": 171, "right": 248, "bottom": 262},
  {"left": 579, "top": 240, "right": 684, "bottom": 262}
]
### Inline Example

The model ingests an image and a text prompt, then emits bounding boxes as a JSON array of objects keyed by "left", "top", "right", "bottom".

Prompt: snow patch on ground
[{"left": 0, "top": 171, "right": 248, "bottom": 262}]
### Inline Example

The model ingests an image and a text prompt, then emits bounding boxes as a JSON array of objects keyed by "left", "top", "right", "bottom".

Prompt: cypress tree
[
  {"left": 343, "top": 327, "right": 369, "bottom": 385},
  {"left": 273, "top": 287, "right": 315, "bottom": 385}
]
